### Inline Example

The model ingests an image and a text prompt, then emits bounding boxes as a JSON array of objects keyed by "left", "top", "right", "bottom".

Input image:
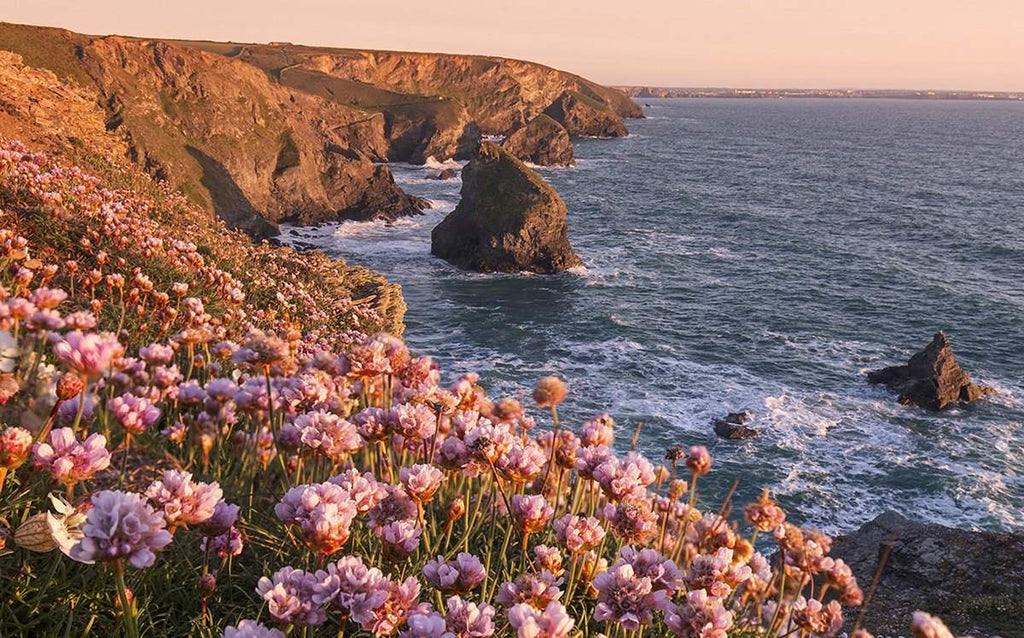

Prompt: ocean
[{"left": 282, "top": 98, "right": 1024, "bottom": 534}]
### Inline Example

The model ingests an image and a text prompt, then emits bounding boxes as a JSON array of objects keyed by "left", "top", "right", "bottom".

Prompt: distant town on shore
[{"left": 617, "top": 86, "right": 1024, "bottom": 100}]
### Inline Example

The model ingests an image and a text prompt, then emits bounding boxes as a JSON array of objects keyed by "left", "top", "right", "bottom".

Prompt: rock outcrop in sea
[
  {"left": 832, "top": 512, "right": 1024, "bottom": 637},
  {"left": 501, "top": 114, "right": 575, "bottom": 166},
  {"left": 712, "top": 411, "right": 759, "bottom": 439},
  {"left": 430, "top": 142, "right": 582, "bottom": 274},
  {"left": 544, "top": 90, "right": 629, "bottom": 138},
  {"left": 867, "top": 332, "right": 996, "bottom": 409}
]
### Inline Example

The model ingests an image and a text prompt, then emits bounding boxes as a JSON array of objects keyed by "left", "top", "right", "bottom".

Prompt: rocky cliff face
[
  {"left": 544, "top": 90, "right": 628, "bottom": 138},
  {"left": 285, "top": 48, "right": 642, "bottom": 136},
  {"left": 431, "top": 142, "right": 582, "bottom": 273},
  {"left": 501, "top": 114, "right": 574, "bottom": 166},
  {"left": 0, "top": 23, "right": 426, "bottom": 236},
  {"left": 832, "top": 512, "right": 1024, "bottom": 637}
]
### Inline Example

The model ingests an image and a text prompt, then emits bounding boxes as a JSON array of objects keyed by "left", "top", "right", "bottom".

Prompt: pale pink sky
[{"left": 2, "top": 0, "right": 1023, "bottom": 91}]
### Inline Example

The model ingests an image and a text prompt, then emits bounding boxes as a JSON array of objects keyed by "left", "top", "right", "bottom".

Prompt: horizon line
[{"left": 4, "top": 19, "right": 1022, "bottom": 96}]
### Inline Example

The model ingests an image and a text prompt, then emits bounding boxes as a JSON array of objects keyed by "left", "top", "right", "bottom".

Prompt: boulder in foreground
[
  {"left": 501, "top": 114, "right": 575, "bottom": 166},
  {"left": 832, "top": 512, "right": 1024, "bottom": 637},
  {"left": 430, "top": 142, "right": 582, "bottom": 273},
  {"left": 866, "top": 332, "right": 996, "bottom": 410}
]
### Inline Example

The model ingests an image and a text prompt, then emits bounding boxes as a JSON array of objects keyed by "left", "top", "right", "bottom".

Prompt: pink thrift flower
[
  {"left": 553, "top": 514, "right": 606, "bottom": 554},
  {"left": 401, "top": 463, "right": 445, "bottom": 503},
  {"left": 685, "top": 446, "right": 712, "bottom": 476},
  {"left": 401, "top": 611, "right": 452, "bottom": 638},
  {"left": 396, "top": 403, "right": 438, "bottom": 440},
  {"left": 496, "top": 571, "right": 563, "bottom": 610},
  {"left": 497, "top": 442, "right": 546, "bottom": 484},
  {"left": 580, "top": 414, "right": 615, "bottom": 447},
  {"left": 311, "top": 555, "right": 388, "bottom": 621},
  {"left": 664, "top": 589, "right": 733, "bottom": 638},
  {"left": 379, "top": 519, "right": 422, "bottom": 559},
  {"left": 507, "top": 600, "right": 576, "bottom": 638},
  {"left": 200, "top": 501, "right": 240, "bottom": 536},
  {"left": 511, "top": 494, "right": 554, "bottom": 534},
  {"left": 201, "top": 526, "right": 244, "bottom": 558},
  {"left": 139, "top": 343, "right": 175, "bottom": 366},
  {"left": 255, "top": 566, "right": 326, "bottom": 626},
  {"left": 146, "top": 469, "right": 223, "bottom": 529},
  {"left": 618, "top": 546, "right": 685, "bottom": 593},
  {"left": 275, "top": 482, "right": 358, "bottom": 556},
  {"left": 911, "top": 611, "right": 955, "bottom": 638},
  {"left": 357, "top": 575, "right": 424, "bottom": 636},
  {"left": 0, "top": 425, "right": 33, "bottom": 468},
  {"left": 592, "top": 562, "right": 667, "bottom": 630},
  {"left": 533, "top": 545, "right": 565, "bottom": 577},
  {"left": 33, "top": 427, "right": 111, "bottom": 486},
  {"left": 293, "top": 410, "right": 362, "bottom": 463},
  {"left": 109, "top": 392, "right": 161, "bottom": 434},
  {"left": 52, "top": 330, "right": 124, "bottom": 378},
  {"left": 70, "top": 490, "right": 172, "bottom": 568},
  {"left": 445, "top": 595, "right": 496, "bottom": 637},
  {"left": 423, "top": 552, "right": 487, "bottom": 593},
  {"left": 222, "top": 620, "right": 285, "bottom": 638},
  {"left": 593, "top": 452, "right": 655, "bottom": 502},
  {"left": 328, "top": 469, "right": 388, "bottom": 513}
]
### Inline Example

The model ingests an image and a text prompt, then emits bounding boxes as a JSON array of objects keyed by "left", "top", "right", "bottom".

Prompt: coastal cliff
[
  {"left": 0, "top": 21, "right": 640, "bottom": 233},
  {"left": 177, "top": 40, "right": 639, "bottom": 165},
  {"left": 0, "top": 23, "right": 427, "bottom": 236},
  {"left": 0, "top": 47, "right": 406, "bottom": 334}
]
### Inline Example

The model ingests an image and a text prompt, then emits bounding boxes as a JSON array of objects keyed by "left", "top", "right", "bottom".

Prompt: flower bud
[
  {"left": 668, "top": 479, "right": 689, "bottom": 500},
  {"left": 56, "top": 374, "right": 84, "bottom": 401},
  {"left": 198, "top": 572, "right": 216, "bottom": 599},
  {"left": 532, "top": 376, "right": 567, "bottom": 408},
  {"left": 448, "top": 496, "right": 466, "bottom": 522}
]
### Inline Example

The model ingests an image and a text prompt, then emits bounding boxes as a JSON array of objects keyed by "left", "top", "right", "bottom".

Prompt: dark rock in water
[
  {"left": 430, "top": 142, "right": 582, "bottom": 274},
  {"left": 543, "top": 90, "right": 628, "bottom": 138},
  {"left": 713, "top": 411, "right": 759, "bottom": 439},
  {"left": 867, "top": 332, "right": 997, "bottom": 410},
  {"left": 501, "top": 114, "right": 575, "bottom": 166},
  {"left": 832, "top": 512, "right": 1024, "bottom": 637},
  {"left": 431, "top": 168, "right": 458, "bottom": 180}
]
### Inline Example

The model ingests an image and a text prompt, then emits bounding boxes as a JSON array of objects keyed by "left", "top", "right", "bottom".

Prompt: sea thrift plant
[{"left": 0, "top": 142, "right": 966, "bottom": 637}]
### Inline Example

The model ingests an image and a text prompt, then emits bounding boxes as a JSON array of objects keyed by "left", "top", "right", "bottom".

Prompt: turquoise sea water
[{"left": 283, "top": 98, "right": 1024, "bottom": 533}]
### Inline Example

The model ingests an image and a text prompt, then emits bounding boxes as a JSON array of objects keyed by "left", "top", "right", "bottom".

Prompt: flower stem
[{"left": 113, "top": 560, "right": 139, "bottom": 638}]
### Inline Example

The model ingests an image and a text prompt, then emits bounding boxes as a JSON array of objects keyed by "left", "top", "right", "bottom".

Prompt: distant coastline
[{"left": 616, "top": 86, "right": 1024, "bottom": 101}]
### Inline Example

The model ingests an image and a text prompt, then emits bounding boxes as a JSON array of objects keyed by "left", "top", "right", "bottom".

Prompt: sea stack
[
  {"left": 501, "top": 114, "right": 575, "bottom": 166},
  {"left": 866, "top": 331, "right": 996, "bottom": 410},
  {"left": 431, "top": 142, "right": 582, "bottom": 273}
]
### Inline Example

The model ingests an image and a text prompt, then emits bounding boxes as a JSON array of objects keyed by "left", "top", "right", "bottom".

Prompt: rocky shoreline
[{"left": 832, "top": 512, "right": 1024, "bottom": 638}]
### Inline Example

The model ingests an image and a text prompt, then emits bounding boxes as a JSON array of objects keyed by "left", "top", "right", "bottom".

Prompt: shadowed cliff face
[{"left": 0, "top": 23, "right": 426, "bottom": 235}]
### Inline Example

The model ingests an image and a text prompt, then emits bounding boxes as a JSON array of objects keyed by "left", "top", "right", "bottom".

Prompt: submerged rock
[
  {"left": 712, "top": 411, "right": 759, "bottom": 439},
  {"left": 543, "top": 90, "right": 628, "bottom": 138},
  {"left": 501, "top": 114, "right": 575, "bottom": 166},
  {"left": 430, "top": 168, "right": 458, "bottom": 180},
  {"left": 430, "top": 142, "right": 582, "bottom": 274},
  {"left": 867, "top": 332, "right": 996, "bottom": 410},
  {"left": 832, "top": 512, "right": 1024, "bottom": 637}
]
